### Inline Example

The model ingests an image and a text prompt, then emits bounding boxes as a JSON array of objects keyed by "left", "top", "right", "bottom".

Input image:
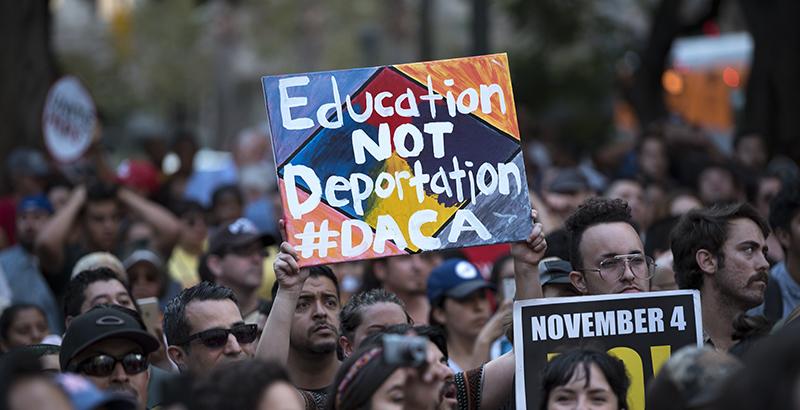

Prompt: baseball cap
[
  {"left": 427, "top": 259, "right": 494, "bottom": 304},
  {"left": 54, "top": 373, "right": 137, "bottom": 410},
  {"left": 71, "top": 252, "right": 127, "bottom": 282},
  {"left": 123, "top": 249, "right": 163, "bottom": 271},
  {"left": 60, "top": 306, "right": 160, "bottom": 371},
  {"left": 538, "top": 257, "right": 573, "bottom": 286},
  {"left": 207, "top": 217, "right": 276, "bottom": 256},
  {"left": 548, "top": 168, "right": 589, "bottom": 194},
  {"left": 116, "top": 159, "right": 160, "bottom": 197},
  {"left": 17, "top": 194, "right": 54, "bottom": 215}
]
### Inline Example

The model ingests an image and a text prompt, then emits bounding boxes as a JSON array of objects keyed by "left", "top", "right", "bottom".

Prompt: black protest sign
[{"left": 513, "top": 290, "right": 702, "bottom": 410}]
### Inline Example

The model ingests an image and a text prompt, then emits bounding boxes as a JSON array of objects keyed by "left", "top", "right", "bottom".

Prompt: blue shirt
[
  {"left": 769, "top": 261, "right": 800, "bottom": 318},
  {"left": 0, "top": 245, "right": 63, "bottom": 333}
]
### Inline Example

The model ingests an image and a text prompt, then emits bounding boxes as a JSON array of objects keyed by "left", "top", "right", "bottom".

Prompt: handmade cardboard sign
[
  {"left": 513, "top": 290, "right": 703, "bottom": 410},
  {"left": 42, "top": 76, "right": 97, "bottom": 163},
  {"left": 262, "top": 53, "right": 531, "bottom": 266}
]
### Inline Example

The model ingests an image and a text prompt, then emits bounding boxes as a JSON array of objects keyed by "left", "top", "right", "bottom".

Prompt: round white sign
[{"left": 42, "top": 76, "right": 97, "bottom": 163}]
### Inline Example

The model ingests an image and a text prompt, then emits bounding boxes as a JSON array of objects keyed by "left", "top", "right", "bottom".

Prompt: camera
[{"left": 382, "top": 334, "right": 428, "bottom": 368}]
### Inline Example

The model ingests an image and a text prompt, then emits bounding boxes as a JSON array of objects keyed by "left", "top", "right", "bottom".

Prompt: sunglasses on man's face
[
  {"left": 73, "top": 353, "right": 149, "bottom": 377},
  {"left": 180, "top": 323, "right": 258, "bottom": 349}
]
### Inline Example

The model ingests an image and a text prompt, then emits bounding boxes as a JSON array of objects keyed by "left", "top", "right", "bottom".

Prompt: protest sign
[
  {"left": 262, "top": 54, "right": 531, "bottom": 266},
  {"left": 513, "top": 290, "right": 703, "bottom": 410},
  {"left": 42, "top": 76, "right": 97, "bottom": 163}
]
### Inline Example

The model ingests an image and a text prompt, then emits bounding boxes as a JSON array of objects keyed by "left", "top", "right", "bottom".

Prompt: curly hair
[
  {"left": 670, "top": 203, "right": 769, "bottom": 290},
  {"left": 564, "top": 198, "right": 633, "bottom": 268}
]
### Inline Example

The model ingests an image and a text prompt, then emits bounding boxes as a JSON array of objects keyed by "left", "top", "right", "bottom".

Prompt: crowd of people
[{"left": 1, "top": 120, "right": 800, "bottom": 410}]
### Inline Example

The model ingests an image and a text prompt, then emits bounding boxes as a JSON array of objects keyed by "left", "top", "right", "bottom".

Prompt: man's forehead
[
  {"left": 726, "top": 218, "right": 767, "bottom": 243},
  {"left": 185, "top": 299, "right": 242, "bottom": 331},
  {"left": 301, "top": 275, "right": 338, "bottom": 296},
  {"left": 580, "top": 222, "right": 643, "bottom": 260},
  {"left": 86, "top": 279, "right": 127, "bottom": 295}
]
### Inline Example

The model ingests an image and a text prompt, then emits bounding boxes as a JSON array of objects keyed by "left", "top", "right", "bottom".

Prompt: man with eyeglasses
[
  {"left": 564, "top": 198, "right": 654, "bottom": 295},
  {"left": 163, "top": 281, "right": 257, "bottom": 374},
  {"left": 60, "top": 305, "right": 160, "bottom": 410},
  {"left": 206, "top": 218, "right": 276, "bottom": 325}
]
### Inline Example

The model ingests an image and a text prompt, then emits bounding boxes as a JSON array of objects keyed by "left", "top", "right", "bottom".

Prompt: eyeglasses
[
  {"left": 577, "top": 254, "right": 656, "bottom": 281},
  {"left": 177, "top": 323, "right": 258, "bottom": 349},
  {"left": 72, "top": 353, "right": 149, "bottom": 377}
]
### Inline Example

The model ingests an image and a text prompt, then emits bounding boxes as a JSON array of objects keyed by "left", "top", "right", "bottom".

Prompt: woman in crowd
[
  {"left": 0, "top": 303, "right": 50, "bottom": 352},
  {"left": 540, "top": 348, "right": 630, "bottom": 410},
  {"left": 327, "top": 333, "right": 451, "bottom": 410}
]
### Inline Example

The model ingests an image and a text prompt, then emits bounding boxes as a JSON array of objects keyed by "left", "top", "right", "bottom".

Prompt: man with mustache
[
  {"left": 564, "top": 198, "right": 653, "bottom": 296},
  {"left": 60, "top": 305, "right": 159, "bottom": 410},
  {"left": 259, "top": 244, "right": 342, "bottom": 408},
  {"left": 671, "top": 203, "right": 771, "bottom": 351}
]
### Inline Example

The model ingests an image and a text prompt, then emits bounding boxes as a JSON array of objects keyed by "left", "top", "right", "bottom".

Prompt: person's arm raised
[
  {"left": 34, "top": 185, "right": 86, "bottom": 276},
  {"left": 510, "top": 208, "right": 547, "bottom": 300},
  {"left": 255, "top": 238, "right": 309, "bottom": 365},
  {"left": 117, "top": 188, "right": 181, "bottom": 255},
  {"left": 471, "top": 210, "right": 547, "bottom": 409}
]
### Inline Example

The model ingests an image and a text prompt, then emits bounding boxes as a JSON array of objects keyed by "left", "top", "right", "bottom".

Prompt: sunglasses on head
[
  {"left": 72, "top": 353, "right": 149, "bottom": 377},
  {"left": 179, "top": 323, "right": 258, "bottom": 349}
]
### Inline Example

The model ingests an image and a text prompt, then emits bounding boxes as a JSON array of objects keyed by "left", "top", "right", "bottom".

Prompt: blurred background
[{"left": 1, "top": 0, "right": 799, "bottom": 191}]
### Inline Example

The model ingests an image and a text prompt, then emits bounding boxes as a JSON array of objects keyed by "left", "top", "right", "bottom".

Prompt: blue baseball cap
[
  {"left": 54, "top": 373, "right": 137, "bottom": 410},
  {"left": 427, "top": 258, "right": 494, "bottom": 304},
  {"left": 17, "top": 194, "right": 54, "bottom": 215}
]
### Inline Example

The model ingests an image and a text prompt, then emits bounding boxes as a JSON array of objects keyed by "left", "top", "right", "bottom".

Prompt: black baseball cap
[
  {"left": 538, "top": 257, "right": 573, "bottom": 285},
  {"left": 207, "top": 217, "right": 276, "bottom": 256},
  {"left": 60, "top": 306, "right": 160, "bottom": 371},
  {"left": 549, "top": 168, "right": 589, "bottom": 194}
]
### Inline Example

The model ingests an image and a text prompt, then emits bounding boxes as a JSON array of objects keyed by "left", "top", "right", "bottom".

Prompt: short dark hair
[
  {"left": 63, "top": 267, "right": 131, "bottom": 319},
  {"left": 644, "top": 216, "right": 681, "bottom": 257},
  {"left": 769, "top": 182, "right": 800, "bottom": 236},
  {"left": 270, "top": 265, "right": 341, "bottom": 300},
  {"left": 339, "top": 289, "right": 410, "bottom": 341},
  {"left": 671, "top": 203, "right": 770, "bottom": 290},
  {"left": 211, "top": 185, "right": 243, "bottom": 209},
  {"left": 0, "top": 304, "right": 46, "bottom": 343},
  {"left": 565, "top": 198, "right": 633, "bottom": 268},
  {"left": 540, "top": 348, "right": 630, "bottom": 410},
  {"left": 543, "top": 229, "right": 571, "bottom": 261},
  {"left": 86, "top": 181, "right": 119, "bottom": 204},
  {"left": 163, "top": 281, "right": 238, "bottom": 346},
  {"left": 192, "top": 360, "right": 291, "bottom": 410},
  {"left": 171, "top": 199, "right": 206, "bottom": 219}
]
